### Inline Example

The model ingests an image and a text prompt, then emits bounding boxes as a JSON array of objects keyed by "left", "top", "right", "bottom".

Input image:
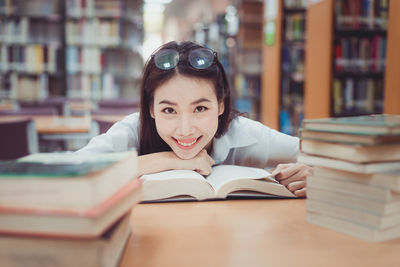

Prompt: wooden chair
[{"left": 0, "top": 119, "right": 39, "bottom": 160}]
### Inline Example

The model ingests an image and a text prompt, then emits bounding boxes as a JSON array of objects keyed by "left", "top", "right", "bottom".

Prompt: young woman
[{"left": 78, "top": 41, "right": 312, "bottom": 197}]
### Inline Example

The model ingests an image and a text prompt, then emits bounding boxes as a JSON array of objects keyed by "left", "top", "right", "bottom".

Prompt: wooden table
[
  {"left": 120, "top": 199, "right": 400, "bottom": 267},
  {"left": 0, "top": 115, "right": 91, "bottom": 134}
]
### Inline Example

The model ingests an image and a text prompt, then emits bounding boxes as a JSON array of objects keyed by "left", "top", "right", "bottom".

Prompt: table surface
[
  {"left": 120, "top": 199, "right": 400, "bottom": 267},
  {"left": 0, "top": 115, "right": 124, "bottom": 134},
  {"left": 0, "top": 115, "right": 91, "bottom": 134}
]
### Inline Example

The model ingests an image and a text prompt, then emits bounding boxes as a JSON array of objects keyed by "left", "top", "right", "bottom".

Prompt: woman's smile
[{"left": 173, "top": 136, "right": 202, "bottom": 150}]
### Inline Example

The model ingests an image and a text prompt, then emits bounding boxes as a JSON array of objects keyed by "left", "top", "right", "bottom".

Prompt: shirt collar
[{"left": 211, "top": 117, "right": 258, "bottom": 164}]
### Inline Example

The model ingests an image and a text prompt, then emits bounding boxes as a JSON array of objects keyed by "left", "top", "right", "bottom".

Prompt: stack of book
[
  {"left": 0, "top": 151, "right": 141, "bottom": 266},
  {"left": 298, "top": 114, "right": 400, "bottom": 242}
]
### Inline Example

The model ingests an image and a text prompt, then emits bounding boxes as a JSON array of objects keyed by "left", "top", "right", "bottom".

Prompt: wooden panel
[
  {"left": 304, "top": 0, "right": 334, "bottom": 119},
  {"left": 384, "top": 0, "right": 400, "bottom": 114},
  {"left": 261, "top": 1, "right": 282, "bottom": 129}
]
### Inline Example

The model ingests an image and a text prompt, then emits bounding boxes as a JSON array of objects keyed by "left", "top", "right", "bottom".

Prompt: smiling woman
[
  {"left": 77, "top": 41, "right": 312, "bottom": 197},
  {"left": 150, "top": 75, "right": 223, "bottom": 160}
]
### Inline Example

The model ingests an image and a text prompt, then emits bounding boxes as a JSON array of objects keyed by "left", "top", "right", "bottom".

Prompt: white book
[
  {"left": 141, "top": 165, "right": 295, "bottom": 202},
  {"left": 307, "top": 175, "right": 400, "bottom": 202},
  {"left": 306, "top": 211, "right": 400, "bottom": 242},
  {"left": 306, "top": 199, "right": 400, "bottom": 229},
  {"left": 313, "top": 166, "right": 400, "bottom": 192},
  {"left": 307, "top": 187, "right": 400, "bottom": 216},
  {"left": 298, "top": 153, "right": 400, "bottom": 174}
]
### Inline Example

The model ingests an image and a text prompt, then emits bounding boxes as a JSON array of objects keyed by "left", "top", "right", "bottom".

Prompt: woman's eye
[
  {"left": 162, "top": 107, "right": 175, "bottom": 114},
  {"left": 195, "top": 106, "right": 208, "bottom": 113}
]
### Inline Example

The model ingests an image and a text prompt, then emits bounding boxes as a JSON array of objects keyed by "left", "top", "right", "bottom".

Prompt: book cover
[
  {"left": 298, "top": 153, "right": 400, "bottom": 174},
  {"left": 300, "top": 128, "right": 400, "bottom": 145},
  {"left": 302, "top": 114, "right": 400, "bottom": 135},
  {"left": 0, "top": 179, "right": 142, "bottom": 238},
  {"left": 0, "top": 152, "right": 137, "bottom": 210},
  {"left": 300, "top": 139, "right": 400, "bottom": 163}
]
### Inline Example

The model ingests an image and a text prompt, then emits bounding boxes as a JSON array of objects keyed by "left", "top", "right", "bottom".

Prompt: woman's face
[{"left": 150, "top": 74, "right": 224, "bottom": 160}]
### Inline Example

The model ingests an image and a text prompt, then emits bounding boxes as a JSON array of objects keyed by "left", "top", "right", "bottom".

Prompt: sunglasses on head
[{"left": 153, "top": 48, "right": 217, "bottom": 70}]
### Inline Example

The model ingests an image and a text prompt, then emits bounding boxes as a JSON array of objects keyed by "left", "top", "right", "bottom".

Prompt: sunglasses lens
[
  {"left": 154, "top": 49, "right": 179, "bottom": 70},
  {"left": 188, "top": 48, "right": 214, "bottom": 69}
]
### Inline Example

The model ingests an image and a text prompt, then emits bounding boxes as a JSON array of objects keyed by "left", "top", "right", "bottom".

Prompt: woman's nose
[{"left": 176, "top": 114, "right": 195, "bottom": 136}]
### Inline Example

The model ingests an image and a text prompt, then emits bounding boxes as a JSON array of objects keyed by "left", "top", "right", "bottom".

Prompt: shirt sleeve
[
  {"left": 241, "top": 118, "right": 299, "bottom": 168},
  {"left": 76, "top": 113, "right": 140, "bottom": 154},
  {"left": 266, "top": 127, "right": 299, "bottom": 166}
]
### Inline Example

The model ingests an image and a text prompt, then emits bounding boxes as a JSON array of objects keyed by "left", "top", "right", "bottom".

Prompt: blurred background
[{"left": 0, "top": 0, "right": 399, "bottom": 156}]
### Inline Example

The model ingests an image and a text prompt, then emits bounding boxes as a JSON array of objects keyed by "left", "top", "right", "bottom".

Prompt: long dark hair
[{"left": 138, "top": 41, "right": 237, "bottom": 156}]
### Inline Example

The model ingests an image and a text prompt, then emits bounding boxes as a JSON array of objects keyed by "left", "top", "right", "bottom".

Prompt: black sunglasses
[{"left": 153, "top": 48, "right": 217, "bottom": 70}]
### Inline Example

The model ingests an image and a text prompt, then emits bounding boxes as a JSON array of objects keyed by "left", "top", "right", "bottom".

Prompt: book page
[
  {"left": 206, "top": 165, "right": 276, "bottom": 192},
  {"left": 206, "top": 165, "right": 294, "bottom": 198},
  {"left": 140, "top": 170, "right": 214, "bottom": 201}
]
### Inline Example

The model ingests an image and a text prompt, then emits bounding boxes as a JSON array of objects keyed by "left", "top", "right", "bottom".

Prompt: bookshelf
[
  {"left": 0, "top": 0, "right": 64, "bottom": 101},
  {"left": 65, "top": 0, "right": 143, "bottom": 101},
  {"left": 192, "top": 0, "right": 263, "bottom": 121},
  {"left": 263, "top": 0, "right": 399, "bottom": 131},
  {"left": 305, "top": 0, "right": 400, "bottom": 120},
  {"left": 279, "top": 0, "right": 307, "bottom": 135},
  {"left": 232, "top": 0, "right": 263, "bottom": 121},
  {"left": 261, "top": 0, "right": 307, "bottom": 133},
  {"left": 0, "top": 0, "right": 143, "bottom": 103}
]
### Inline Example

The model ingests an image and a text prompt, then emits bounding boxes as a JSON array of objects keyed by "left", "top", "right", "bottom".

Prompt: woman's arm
[{"left": 137, "top": 149, "right": 215, "bottom": 177}]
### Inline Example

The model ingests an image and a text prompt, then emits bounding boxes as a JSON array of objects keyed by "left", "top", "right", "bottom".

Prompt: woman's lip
[{"left": 173, "top": 136, "right": 202, "bottom": 150}]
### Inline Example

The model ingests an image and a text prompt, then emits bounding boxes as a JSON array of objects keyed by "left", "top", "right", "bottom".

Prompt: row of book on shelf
[
  {"left": 332, "top": 77, "right": 383, "bottom": 115},
  {"left": 334, "top": 35, "right": 386, "bottom": 72},
  {"left": 284, "top": 0, "right": 307, "bottom": 9},
  {"left": 0, "top": 70, "right": 137, "bottom": 101},
  {"left": 299, "top": 114, "right": 400, "bottom": 242},
  {"left": 0, "top": 0, "right": 138, "bottom": 18},
  {"left": 0, "top": 44, "right": 58, "bottom": 74},
  {"left": 335, "top": 0, "right": 389, "bottom": 29},
  {"left": 66, "top": 0, "right": 129, "bottom": 18},
  {"left": 284, "top": 13, "right": 306, "bottom": 42},
  {"left": 0, "top": 17, "right": 60, "bottom": 45},
  {"left": 0, "top": 0, "right": 59, "bottom": 17}
]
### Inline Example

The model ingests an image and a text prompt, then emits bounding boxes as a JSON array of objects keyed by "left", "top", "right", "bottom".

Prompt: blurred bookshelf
[
  {"left": 232, "top": 0, "right": 263, "bottom": 121},
  {"left": 192, "top": 0, "right": 263, "bottom": 121},
  {"left": 305, "top": 0, "right": 399, "bottom": 120},
  {"left": 279, "top": 0, "right": 307, "bottom": 136},
  {"left": 331, "top": 0, "right": 388, "bottom": 117},
  {"left": 0, "top": 0, "right": 143, "bottom": 103}
]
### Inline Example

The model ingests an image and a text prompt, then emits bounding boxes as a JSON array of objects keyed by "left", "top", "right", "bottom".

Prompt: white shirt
[{"left": 78, "top": 112, "right": 299, "bottom": 168}]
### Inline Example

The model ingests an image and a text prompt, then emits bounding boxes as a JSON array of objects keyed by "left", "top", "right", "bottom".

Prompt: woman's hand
[
  {"left": 180, "top": 149, "right": 215, "bottom": 176},
  {"left": 271, "top": 163, "right": 313, "bottom": 197}
]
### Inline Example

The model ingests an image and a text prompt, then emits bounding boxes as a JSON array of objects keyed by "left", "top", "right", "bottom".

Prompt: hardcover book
[
  {"left": 302, "top": 114, "right": 400, "bottom": 135},
  {"left": 0, "top": 213, "right": 131, "bottom": 267},
  {"left": 300, "top": 139, "right": 400, "bottom": 163},
  {"left": 141, "top": 165, "right": 295, "bottom": 202},
  {"left": 0, "top": 179, "right": 142, "bottom": 238},
  {"left": 0, "top": 152, "right": 138, "bottom": 210}
]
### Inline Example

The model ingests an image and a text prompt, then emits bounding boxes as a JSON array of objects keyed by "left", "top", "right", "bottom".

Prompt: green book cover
[
  {"left": 0, "top": 161, "right": 113, "bottom": 178},
  {"left": 302, "top": 114, "right": 400, "bottom": 135}
]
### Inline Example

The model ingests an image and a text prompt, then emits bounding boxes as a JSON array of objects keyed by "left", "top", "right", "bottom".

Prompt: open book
[{"left": 140, "top": 165, "right": 295, "bottom": 202}]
